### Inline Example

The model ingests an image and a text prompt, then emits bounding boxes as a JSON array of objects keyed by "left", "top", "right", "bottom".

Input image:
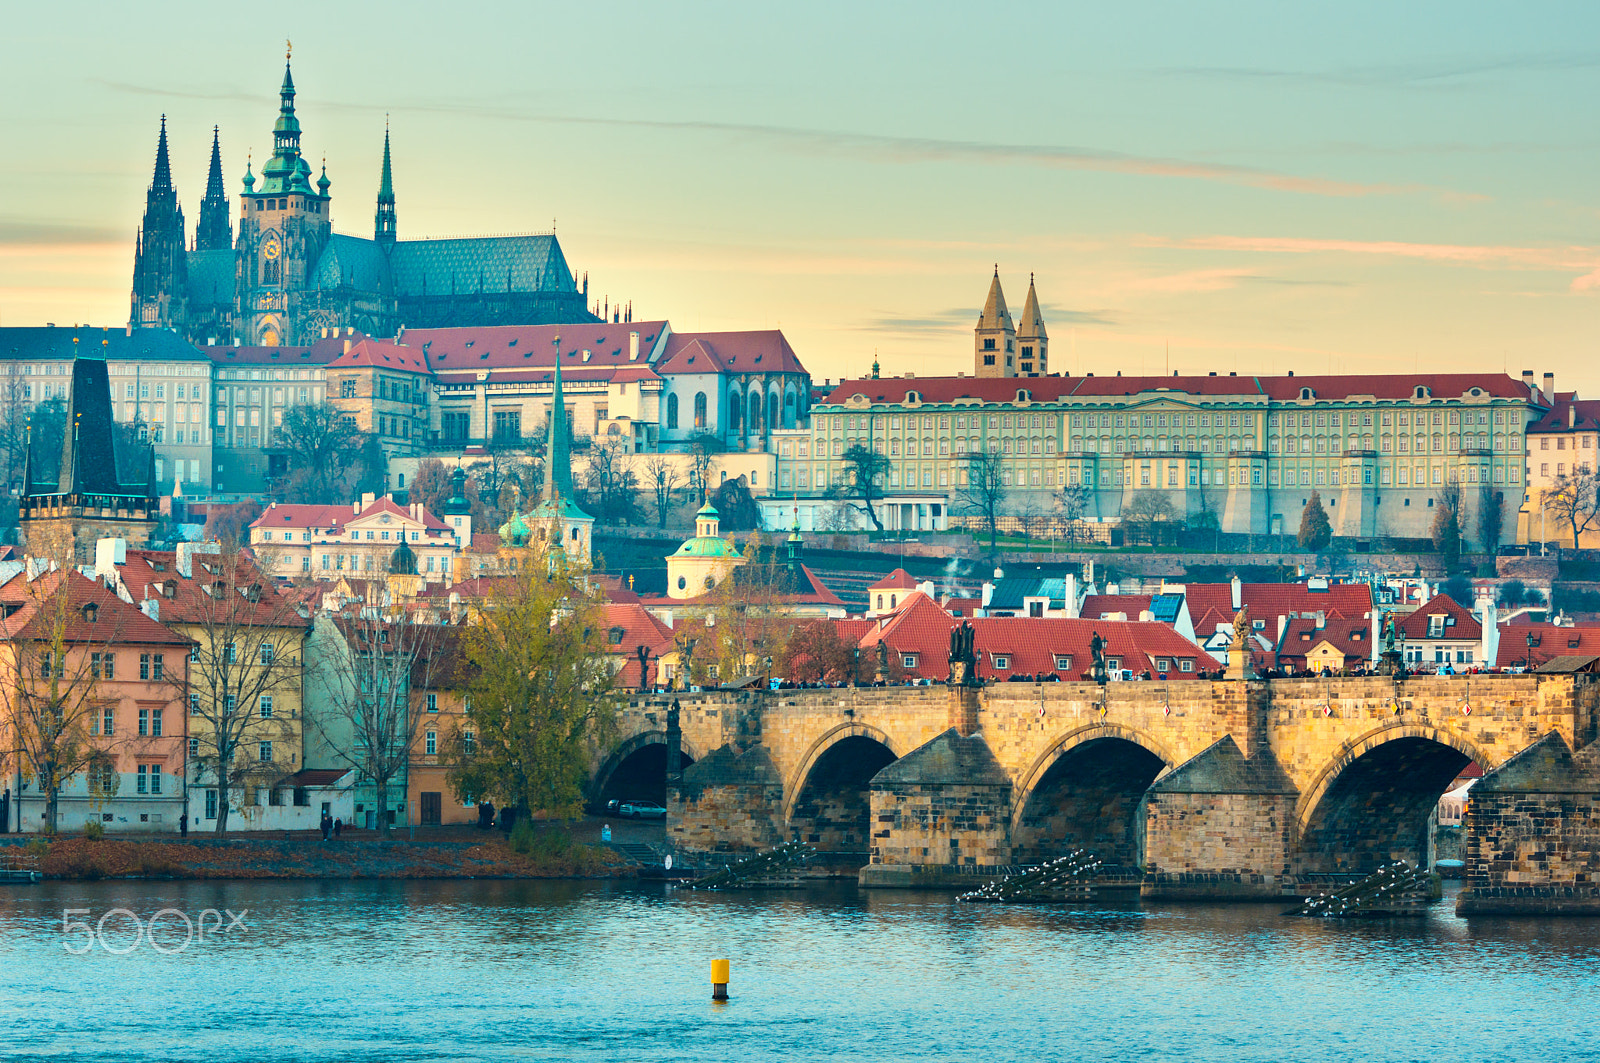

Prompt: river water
[{"left": 1, "top": 878, "right": 1596, "bottom": 1062}]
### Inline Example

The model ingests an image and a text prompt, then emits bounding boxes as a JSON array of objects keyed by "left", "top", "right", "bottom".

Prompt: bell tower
[
  {"left": 974, "top": 267, "right": 1015, "bottom": 378},
  {"left": 1016, "top": 274, "right": 1048, "bottom": 377}
]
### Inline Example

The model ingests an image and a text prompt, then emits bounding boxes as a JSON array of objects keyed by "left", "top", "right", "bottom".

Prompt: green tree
[
  {"left": 710, "top": 478, "right": 760, "bottom": 531},
  {"left": 834, "top": 443, "right": 890, "bottom": 533},
  {"left": 1297, "top": 491, "right": 1332, "bottom": 552},
  {"left": 448, "top": 565, "right": 618, "bottom": 820}
]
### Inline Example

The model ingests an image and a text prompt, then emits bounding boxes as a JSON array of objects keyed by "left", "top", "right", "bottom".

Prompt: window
[
  {"left": 902, "top": 654, "right": 919, "bottom": 669},
  {"left": 260, "top": 643, "right": 275, "bottom": 665},
  {"left": 92, "top": 652, "right": 114, "bottom": 679},
  {"left": 139, "top": 708, "right": 149, "bottom": 736},
  {"left": 993, "top": 655, "right": 1010, "bottom": 670},
  {"left": 259, "top": 741, "right": 273, "bottom": 764},
  {"left": 151, "top": 708, "right": 162, "bottom": 737},
  {"left": 137, "top": 766, "right": 148, "bottom": 794},
  {"left": 259, "top": 696, "right": 274, "bottom": 719},
  {"left": 426, "top": 731, "right": 437, "bottom": 755},
  {"left": 666, "top": 393, "right": 679, "bottom": 429},
  {"left": 101, "top": 706, "right": 115, "bottom": 736},
  {"left": 1055, "top": 655, "right": 1073, "bottom": 670},
  {"left": 1155, "top": 658, "right": 1171, "bottom": 673},
  {"left": 341, "top": 379, "right": 357, "bottom": 399},
  {"left": 462, "top": 730, "right": 476, "bottom": 754}
]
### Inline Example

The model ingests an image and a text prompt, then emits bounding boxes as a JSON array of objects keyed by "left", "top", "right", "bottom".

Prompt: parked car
[{"left": 618, "top": 802, "right": 667, "bottom": 820}]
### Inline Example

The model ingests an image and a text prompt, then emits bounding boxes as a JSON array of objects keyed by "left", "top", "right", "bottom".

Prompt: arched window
[
  {"left": 768, "top": 391, "right": 779, "bottom": 430},
  {"left": 694, "top": 392, "right": 707, "bottom": 428},
  {"left": 750, "top": 392, "right": 762, "bottom": 432},
  {"left": 784, "top": 390, "right": 796, "bottom": 427},
  {"left": 666, "top": 393, "right": 679, "bottom": 429},
  {"left": 729, "top": 393, "right": 742, "bottom": 431}
]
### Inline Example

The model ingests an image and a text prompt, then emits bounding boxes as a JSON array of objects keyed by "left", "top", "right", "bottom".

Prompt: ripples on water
[{"left": 1, "top": 878, "right": 1597, "bottom": 1062}]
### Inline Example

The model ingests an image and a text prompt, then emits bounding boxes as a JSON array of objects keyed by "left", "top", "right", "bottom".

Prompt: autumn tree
[
  {"left": 1298, "top": 491, "right": 1332, "bottom": 552},
  {"left": 580, "top": 437, "right": 644, "bottom": 525},
  {"left": 203, "top": 501, "right": 264, "bottom": 549},
  {"left": 448, "top": 563, "right": 618, "bottom": 821},
  {"left": 710, "top": 478, "right": 761, "bottom": 531},
  {"left": 1541, "top": 470, "right": 1600, "bottom": 549},
  {"left": 701, "top": 541, "right": 802, "bottom": 683},
  {"left": 781, "top": 619, "right": 857, "bottom": 683},
  {"left": 834, "top": 443, "right": 890, "bottom": 533},
  {"left": 957, "top": 450, "right": 1009, "bottom": 554},
  {"left": 642, "top": 454, "right": 682, "bottom": 528},
  {"left": 1059, "top": 482, "right": 1091, "bottom": 545}
]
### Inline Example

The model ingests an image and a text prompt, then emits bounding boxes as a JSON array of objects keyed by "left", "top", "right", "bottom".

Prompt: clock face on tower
[{"left": 263, "top": 237, "right": 281, "bottom": 260}]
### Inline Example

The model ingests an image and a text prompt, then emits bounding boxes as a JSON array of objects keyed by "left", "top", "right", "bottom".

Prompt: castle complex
[{"left": 128, "top": 54, "right": 594, "bottom": 348}]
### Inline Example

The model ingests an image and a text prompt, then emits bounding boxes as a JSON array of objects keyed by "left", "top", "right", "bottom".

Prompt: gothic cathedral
[{"left": 130, "top": 54, "right": 596, "bottom": 347}]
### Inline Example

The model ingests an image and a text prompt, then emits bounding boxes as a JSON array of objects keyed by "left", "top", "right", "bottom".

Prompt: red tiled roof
[
  {"left": 655, "top": 330, "right": 808, "bottom": 376},
  {"left": 1187, "top": 582, "right": 1373, "bottom": 636},
  {"left": 605, "top": 603, "right": 676, "bottom": 688},
  {"left": 116, "top": 549, "right": 311, "bottom": 629},
  {"left": 594, "top": 575, "right": 642, "bottom": 604},
  {"left": 402, "top": 322, "right": 669, "bottom": 373},
  {"left": 942, "top": 596, "right": 983, "bottom": 617},
  {"left": 1396, "top": 593, "right": 1481, "bottom": 641},
  {"left": 1527, "top": 398, "right": 1600, "bottom": 435},
  {"left": 852, "top": 592, "right": 1217, "bottom": 681},
  {"left": 468, "top": 533, "right": 502, "bottom": 553},
  {"left": 1081, "top": 594, "right": 1153, "bottom": 619},
  {"left": 821, "top": 372, "right": 1535, "bottom": 407},
  {"left": 1276, "top": 616, "right": 1372, "bottom": 668},
  {"left": 1494, "top": 622, "right": 1600, "bottom": 667},
  {"left": 0, "top": 570, "right": 192, "bottom": 647},
  {"left": 249, "top": 497, "right": 450, "bottom": 534},
  {"left": 323, "top": 337, "right": 431, "bottom": 374},
  {"left": 416, "top": 576, "right": 518, "bottom": 599},
  {"left": 868, "top": 568, "right": 918, "bottom": 591},
  {"left": 200, "top": 331, "right": 353, "bottom": 366}
]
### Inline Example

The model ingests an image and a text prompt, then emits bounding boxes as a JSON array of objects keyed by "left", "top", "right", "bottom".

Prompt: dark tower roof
[
  {"left": 195, "top": 126, "right": 232, "bottom": 252},
  {"left": 26, "top": 356, "right": 156, "bottom": 499},
  {"left": 152, "top": 115, "right": 174, "bottom": 193},
  {"left": 375, "top": 123, "right": 396, "bottom": 243},
  {"left": 388, "top": 537, "right": 417, "bottom": 576},
  {"left": 260, "top": 55, "right": 313, "bottom": 194},
  {"left": 547, "top": 334, "right": 572, "bottom": 502},
  {"left": 444, "top": 466, "right": 471, "bottom": 515}
]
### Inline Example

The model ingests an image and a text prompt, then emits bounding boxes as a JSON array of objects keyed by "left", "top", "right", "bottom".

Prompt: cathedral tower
[
  {"left": 129, "top": 116, "right": 188, "bottom": 330},
  {"left": 1016, "top": 273, "right": 1047, "bottom": 376},
  {"left": 195, "top": 126, "right": 232, "bottom": 252},
  {"left": 234, "top": 52, "right": 333, "bottom": 346},
  {"left": 375, "top": 124, "right": 397, "bottom": 244},
  {"left": 974, "top": 267, "right": 1015, "bottom": 378}
]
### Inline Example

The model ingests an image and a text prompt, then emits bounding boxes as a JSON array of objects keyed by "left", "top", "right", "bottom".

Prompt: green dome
[
  {"left": 696, "top": 501, "right": 719, "bottom": 518},
  {"left": 388, "top": 539, "right": 417, "bottom": 576},
  {"left": 499, "top": 510, "right": 530, "bottom": 547},
  {"left": 674, "top": 536, "right": 741, "bottom": 558}
]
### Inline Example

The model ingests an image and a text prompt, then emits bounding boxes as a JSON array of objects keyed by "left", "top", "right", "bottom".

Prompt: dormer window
[
  {"left": 1414, "top": 386, "right": 1430, "bottom": 399},
  {"left": 82, "top": 602, "right": 99, "bottom": 624},
  {"left": 1299, "top": 387, "right": 1314, "bottom": 400}
]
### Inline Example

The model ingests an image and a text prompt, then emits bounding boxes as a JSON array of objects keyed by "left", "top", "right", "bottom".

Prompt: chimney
[
  {"left": 1522, "top": 369, "right": 1536, "bottom": 396},
  {"left": 981, "top": 581, "right": 995, "bottom": 607},
  {"left": 629, "top": 331, "right": 640, "bottom": 361},
  {"left": 344, "top": 339, "right": 352, "bottom": 355},
  {"left": 1370, "top": 608, "right": 1381, "bottom": 665},
  {"left": 1315, "top": 610, "right": 1326, "bottom": 630},
  {"left": 1571, "top": 405, "right": 1577, "bottom": 428},
  {"left": 1230, "top": 575, "right": 1242, "bottom": 611},
  {"left": 1543, "top": 372, "right": 1556, "bottom": 403}
]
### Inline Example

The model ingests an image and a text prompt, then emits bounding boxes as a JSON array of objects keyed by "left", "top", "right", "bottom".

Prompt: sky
[{"left": 3, "top": 1, "right": 1599, "bottom": 388}]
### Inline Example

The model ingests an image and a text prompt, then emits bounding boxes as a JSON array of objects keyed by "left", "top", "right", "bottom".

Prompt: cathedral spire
[
  {"left": 375, "top": 120, "right": 396, "bottom": 243},
  {"left": 547, "top": 334, "right": 572, "bottom": 502},
  {"left": 1017, "top": 273, "right": 1046, "bottom": 341},
  {"left": 195, "top": 126, "right": 232, "bottom": 252},
  {"left": 261, "top": 46, "right": 312, "bottom": 193},
  {"left": 151, "top": 115, "right": 173, "bottom": 193},
  {"left": 974, "top": 266, "right": 1017, "bottom": 378}
]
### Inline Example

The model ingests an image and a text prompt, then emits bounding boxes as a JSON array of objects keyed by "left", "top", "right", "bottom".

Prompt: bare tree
[
  {"left": 957, "top": 450, "right": 1008, "bottom": 554},
  {"left": 642, "top": 454, "right": 682, "bottom": 529},
  {"left": 1059, "top": 482, "right": 1091, "bottom": 546},
  {"left": 1542, "top": 470, "right": 1600, "bottom": 549},
  {"left": 1, "top": 568, "right": 133, "bottom": 831},
  {"left": 580, "top": 437, "right": 643, "bottom": 525},
  {"left": 832, "top": 444, "right": 891, "bottom": 533},
  {"left": 142, "top": 544, "right": 310, "bottom": 833},
  {"left": 272, "top": 402, "right": 371, "bottom": 503},
  {"left": 686, "top": 431, "right": 723, "bottom": 499},
  {"left": 1122, "top": 490, "right": 1178, "bottom": 547},
  {"left": 309, "top": 605, "right": 441, "bottom": 838}
]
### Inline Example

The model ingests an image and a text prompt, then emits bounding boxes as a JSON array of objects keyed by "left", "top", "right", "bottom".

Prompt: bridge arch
[
  {"left": 782, "top": 723, "right": 900, "bottom": 853},
  {"left": 591, "top": 731, "right": 702, "bottom": 808},
  {"left": 1294, "top": 723, "right": 1495, "bottom": 875},
  {"left": 1010, "top": 724, "right": 1177, "bottom": 869}
]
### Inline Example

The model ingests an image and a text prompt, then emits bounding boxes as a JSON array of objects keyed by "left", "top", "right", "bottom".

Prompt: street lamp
[{"left": 1526, "top": 630, "right": 1539, "bottom": 671}]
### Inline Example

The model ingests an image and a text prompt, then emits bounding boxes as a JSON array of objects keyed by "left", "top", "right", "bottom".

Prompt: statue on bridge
[
  {"left": 948, "top": 620, "right": 980, "bottom": 687},
  {"left": 1090, "top": 630, "right": 1108, "bottom": 684},
  {"left": 1228, "top": 607, "right": 1254, "bottom": 680},
  {"left": 1378, "top": 614, "right": 1405, "bottom": 677}
]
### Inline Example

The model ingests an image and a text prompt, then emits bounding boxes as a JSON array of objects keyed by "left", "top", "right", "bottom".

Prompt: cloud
[
  {"left": 858, "top": 304, "right": 1116, "bottom": 334},
  {"left": 1165, "top": 53, "right": 1600, "bottom": 89},
  {"left": 0, "top": 219, "right": 123, "bottom": 248},
  {"left": 1148, "top": 234, "right": 1600, "bottom": 281},
  {"left": 96, "top": 78, "right": 1421, "bottom": 199}
]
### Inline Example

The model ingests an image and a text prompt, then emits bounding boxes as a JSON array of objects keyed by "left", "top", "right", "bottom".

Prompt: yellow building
[
  {"left": 105, "top": 541, "right": 313, "bottom": 829},
  {"left": 666, "top": 501, "right": 746, "bottom": 599}
]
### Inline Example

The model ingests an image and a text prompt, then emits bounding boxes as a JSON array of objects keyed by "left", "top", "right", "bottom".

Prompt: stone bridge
[{"left": 594, "top": 674, "right": 1600, "bottom": 913}]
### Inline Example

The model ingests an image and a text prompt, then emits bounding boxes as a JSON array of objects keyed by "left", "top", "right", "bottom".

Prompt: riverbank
[{"left": 1, "top": 832, "right": 629, "bottom": 881}]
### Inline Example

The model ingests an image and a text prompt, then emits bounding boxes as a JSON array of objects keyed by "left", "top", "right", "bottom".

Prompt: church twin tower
[
  {"left": 974, "top": 268, "right": 1048, "bottom": 378},
  {"left": 129, "top": 53, "right": 590, "bottom": 347}
]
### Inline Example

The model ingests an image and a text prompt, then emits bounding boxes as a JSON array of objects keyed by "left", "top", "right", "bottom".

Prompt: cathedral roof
[
  {"left": 311, "top": 234, "right": 393, "bottom": 292},
  {"left": 389, "top": 233, "right": 577, "bottom": 296},
  {"left": 323, "top": 337, "right": 431, "bottom": 374},
  {"left": 186, "top": 249, "right": 235, "bottom": 307},
  {"left": 200, "top": 330, "right": 359, "bottom": 367},
  {"left": 654, "top": 330, "right": 808, "bottom": 376}
]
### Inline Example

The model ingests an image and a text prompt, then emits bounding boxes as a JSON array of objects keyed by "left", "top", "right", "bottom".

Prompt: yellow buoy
[{"left": 711, "top": 958, "right": 730, "bottom": 1000}]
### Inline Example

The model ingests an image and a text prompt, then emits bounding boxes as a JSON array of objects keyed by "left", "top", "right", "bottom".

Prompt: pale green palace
[{"left": 781, "top": 371, "right": 1546, "bottom": 541}]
